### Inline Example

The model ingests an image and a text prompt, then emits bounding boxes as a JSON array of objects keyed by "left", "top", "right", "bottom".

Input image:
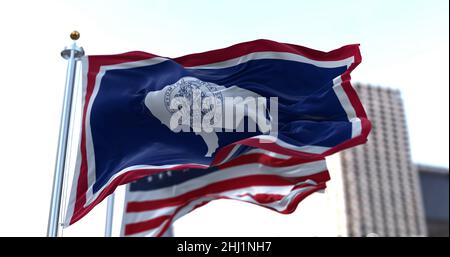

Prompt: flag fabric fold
[
  {"left": 63, "top": 39, "right": 370, "bottom": 228},
  {"left": 122, "top": 149, "right": 329, "bottom": 237}
]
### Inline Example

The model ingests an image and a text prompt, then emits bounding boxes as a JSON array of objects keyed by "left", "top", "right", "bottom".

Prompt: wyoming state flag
[{"left": 64, "top": 39, "right": 371, "bottom": 227}]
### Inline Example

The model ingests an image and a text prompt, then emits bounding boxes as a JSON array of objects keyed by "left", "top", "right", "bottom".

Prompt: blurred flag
[
  {"left": 121, "top": 151, "right": 328, "bottom": 237},
  {"left": 64, "top": 39, "right": 370, "bottom": 227}
]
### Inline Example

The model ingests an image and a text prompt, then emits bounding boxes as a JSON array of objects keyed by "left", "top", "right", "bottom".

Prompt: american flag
[{"left": 121, "top": 148, "right": 329, "bottom": 237}]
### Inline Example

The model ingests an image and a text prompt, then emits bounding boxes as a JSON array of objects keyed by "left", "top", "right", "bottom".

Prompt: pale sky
[{"left": 0, "top": 0, "right": 448, "bottom": 236}]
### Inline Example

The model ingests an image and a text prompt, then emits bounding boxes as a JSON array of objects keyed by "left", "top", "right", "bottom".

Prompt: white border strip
[
  {"left": 186, "top": 51, "right": 354, "bottom": 69},
  {"left": 332, "top": 77, "right": 361, "bottom": 138}
]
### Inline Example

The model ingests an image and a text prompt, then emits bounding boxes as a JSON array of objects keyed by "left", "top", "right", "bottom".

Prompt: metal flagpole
[
  {"left": 163, "top": 226, "right": 174, "bottom": 237},
  {"left": 104, "top": 193, "right": 115, "bottom": 237},
  {"left": 47, "top": 31, "right": 84, "bottom": 237}
]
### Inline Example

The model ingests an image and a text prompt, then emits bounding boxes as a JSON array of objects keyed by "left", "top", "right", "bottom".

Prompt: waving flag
[
  {"left": 64, "top": 39, "right": 370, "bottom": 227},
  {"left": 122, "top": 152, "right": 329, "bottom": 237}
]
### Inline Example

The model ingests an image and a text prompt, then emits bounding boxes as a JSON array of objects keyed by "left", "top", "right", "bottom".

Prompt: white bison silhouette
[{"left": 145, "top": 77, "right": 272, "bottom": 157}]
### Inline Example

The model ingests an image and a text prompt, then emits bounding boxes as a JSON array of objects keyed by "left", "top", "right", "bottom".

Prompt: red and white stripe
[{"left": 121, "top": 151, "right": 329, "bottom": 237}]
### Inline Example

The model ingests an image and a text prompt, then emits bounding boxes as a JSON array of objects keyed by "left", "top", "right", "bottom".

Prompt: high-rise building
[
  {"left": 326, "top": 84, "right": 427, "bottom": 236},
  {"left": 341, "top": 84, "right": 427, "bottom": 236}
]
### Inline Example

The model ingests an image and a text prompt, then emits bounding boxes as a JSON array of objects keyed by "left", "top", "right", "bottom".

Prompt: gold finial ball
[{"left": 70, "top": 31, "right": 80, "bottom": 40}]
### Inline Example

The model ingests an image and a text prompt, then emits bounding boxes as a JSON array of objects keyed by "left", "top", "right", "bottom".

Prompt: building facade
[
  {"left": 329, "top": 84, "right": 427, "bottom": 236},
  {"left": 417, "top": 164, "right": 449, "bottom": 237}
]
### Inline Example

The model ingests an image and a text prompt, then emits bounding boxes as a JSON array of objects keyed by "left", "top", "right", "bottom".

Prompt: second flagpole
[{"left": 105, "top": 193, "right": 115, "bottom": 236}]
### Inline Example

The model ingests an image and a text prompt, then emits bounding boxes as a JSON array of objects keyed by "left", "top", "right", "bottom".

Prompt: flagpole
[
  {"left": 47, "top": 31, "right": 84, "bottom": 237},
  {"left": 164, "top": 226, "right": 174, "bottom": 237},
  {"left": 104, "top": 193, "right": 115, "bottom": 237}
]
